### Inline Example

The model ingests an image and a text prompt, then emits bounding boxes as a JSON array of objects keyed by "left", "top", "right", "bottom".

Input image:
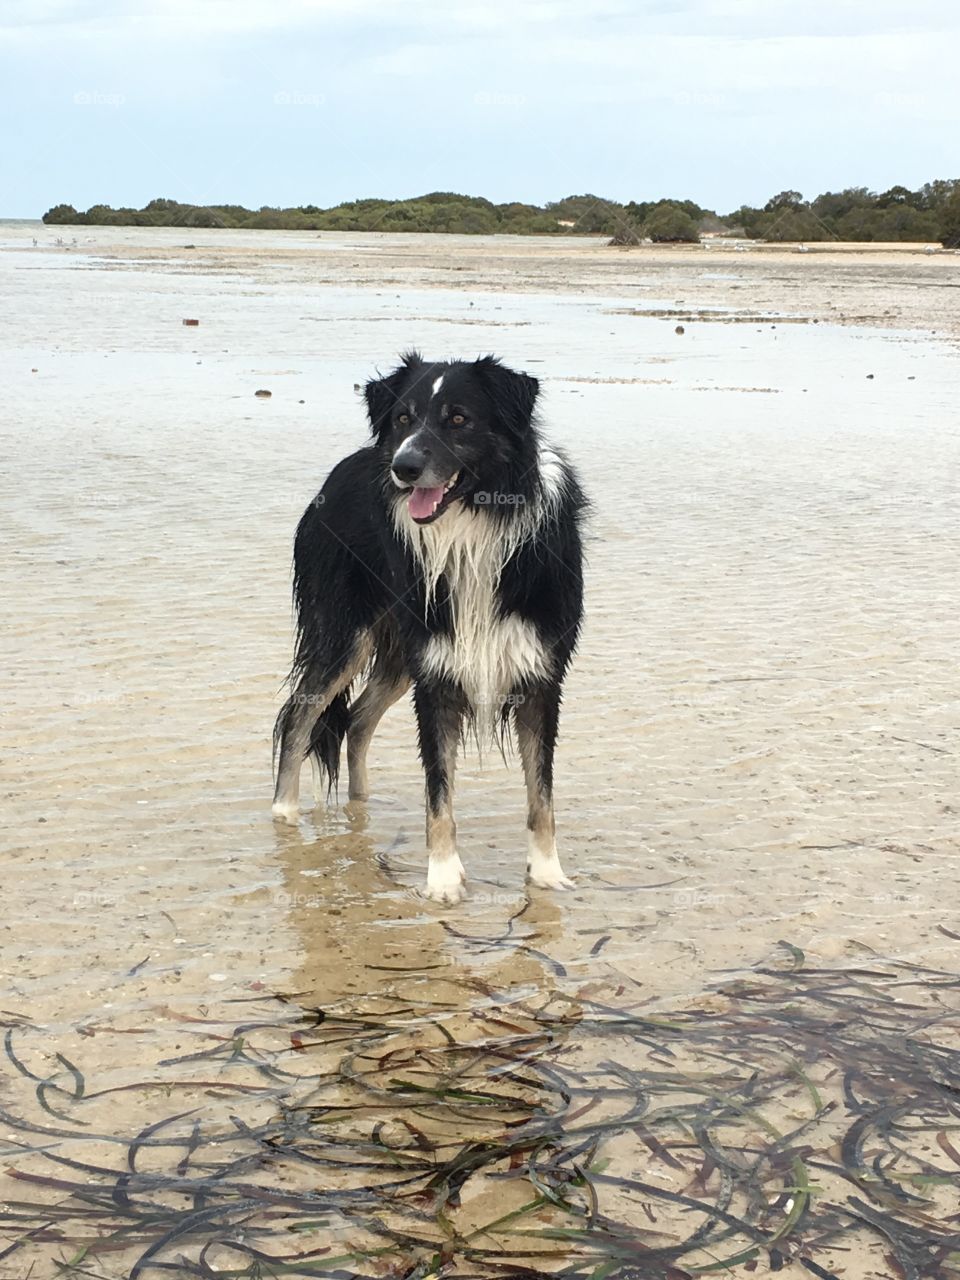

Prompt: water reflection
[{"left": 273, "top": 799, "right": 567, "bottom": 1016}]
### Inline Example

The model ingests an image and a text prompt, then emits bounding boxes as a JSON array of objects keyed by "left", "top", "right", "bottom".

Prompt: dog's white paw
[
  {"left": 271, "top": 801, "right": 300, "bottom": 825},
  {"left": 424, "top": 855, "right": 467, "bottom": 905},
  {"left": 527, "top": 855, "right": 575, "bottom": 891}
]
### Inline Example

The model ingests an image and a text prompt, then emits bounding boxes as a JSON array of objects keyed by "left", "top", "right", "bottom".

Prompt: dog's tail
[
  {"left": 272, "top": 689, "right": 352, "bottom": 796},
  {"left": 306, "top": 691, "right": 352, "bottom": 796}
]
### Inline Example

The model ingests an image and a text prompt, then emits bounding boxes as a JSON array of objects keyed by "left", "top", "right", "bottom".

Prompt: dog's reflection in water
[{"left": 271, "top": 806, "right": 566, "bottom": 1011}]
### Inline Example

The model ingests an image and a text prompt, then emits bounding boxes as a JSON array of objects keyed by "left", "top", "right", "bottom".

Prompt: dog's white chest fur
[{"left": 394, "top": 501, "right": 547, "bottom": 721}]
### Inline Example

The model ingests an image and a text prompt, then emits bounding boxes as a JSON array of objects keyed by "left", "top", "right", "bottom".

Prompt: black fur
[{"left": 272, "top": 353, "right": 587, "bottom": 878}]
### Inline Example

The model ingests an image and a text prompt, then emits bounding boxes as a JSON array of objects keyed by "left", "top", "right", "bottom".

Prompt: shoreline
[{"left": 6, "top": 225, "right": 960, "bottom": 340}]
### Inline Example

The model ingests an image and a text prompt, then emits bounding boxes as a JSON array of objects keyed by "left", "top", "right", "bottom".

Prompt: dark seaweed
[{"left": 2, "top": 948, "right": 959, "bottom": 1278}]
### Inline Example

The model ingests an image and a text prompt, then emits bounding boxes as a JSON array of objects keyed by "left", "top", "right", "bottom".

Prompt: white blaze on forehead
[{"left": 431, "top": 375, "right": 445, "bottom": 398}]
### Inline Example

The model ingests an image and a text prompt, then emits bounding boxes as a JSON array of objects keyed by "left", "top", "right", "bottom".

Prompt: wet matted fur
[{"left": 273, "top": 352, "right": 587, "bottom": 903}]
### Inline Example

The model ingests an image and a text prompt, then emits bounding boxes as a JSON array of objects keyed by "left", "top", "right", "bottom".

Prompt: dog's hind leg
[
  {"left": 414, "top": 680, "right": 467, "bottom": 904},
  {"left": 272, "top": 634, "right": 370, "bottom": 824},
  {"left": 346, "top": 664, "right": 410, "bottom": 801},
  {"left": 515, "top": 681, "right": 575, "bottom": 891}
]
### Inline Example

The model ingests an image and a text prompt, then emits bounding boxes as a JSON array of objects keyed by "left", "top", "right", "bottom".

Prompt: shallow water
[{"left": 2, "top": 226, "right": 959, "bottom": 1276}]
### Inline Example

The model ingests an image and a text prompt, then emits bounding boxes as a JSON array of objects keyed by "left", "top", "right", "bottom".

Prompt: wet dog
[{"left": 272, "top": 352, "right": 586, "bottom": 903}]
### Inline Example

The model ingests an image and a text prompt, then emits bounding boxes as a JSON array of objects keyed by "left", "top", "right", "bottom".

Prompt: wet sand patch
[{"left": 2, "top": 223, "right": 959, "bottom": 1276}]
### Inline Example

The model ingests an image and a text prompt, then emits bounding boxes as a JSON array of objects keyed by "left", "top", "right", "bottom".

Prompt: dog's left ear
[
  {"left": 364, "top": 351, "right": 422, "bottom": 440},
  {"left": 364, "top": 372, "right": 403, "bottom": 440},
  {"left": 475, "top": 355, "right": 539, "bottom": 437}
]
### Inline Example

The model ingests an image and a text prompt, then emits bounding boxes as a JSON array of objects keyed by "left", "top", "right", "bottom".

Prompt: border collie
[{"left": 272, "top": 352, "right": 586, "bottom": 904}]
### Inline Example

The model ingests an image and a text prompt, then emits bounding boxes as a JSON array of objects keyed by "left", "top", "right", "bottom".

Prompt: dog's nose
[
  {"left": 392, "top": 459, "right": 425, "bottom": 484},
  {"left": 391, "top": 443, "right": 428, "bottom": 484}
]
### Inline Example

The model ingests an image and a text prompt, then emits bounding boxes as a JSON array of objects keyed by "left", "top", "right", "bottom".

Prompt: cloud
[
  {"left": 1, "top": 0, "right": 957, "bottom": 217},
  {"left": 1, "top": 0, "right": 634, "bottom": 38}
]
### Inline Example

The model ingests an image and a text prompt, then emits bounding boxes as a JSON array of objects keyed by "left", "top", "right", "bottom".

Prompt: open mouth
[{"left": 407, "top": 471, "right": 465, "bottom": 524}]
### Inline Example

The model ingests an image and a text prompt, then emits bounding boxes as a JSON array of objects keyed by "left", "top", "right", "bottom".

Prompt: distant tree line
[
  {"left": 42, "top": 181, "right": 960, "bottom": 246},
  {"left": 728, "top": 182, "right": 960, "bottom": 245}
]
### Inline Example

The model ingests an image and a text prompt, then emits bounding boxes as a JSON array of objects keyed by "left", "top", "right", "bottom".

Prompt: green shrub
[
  {"left": 938, "top": 189, "right": 960, "bottom": 248},
  {"left": 42, "top": 204, "right": 79, "bottom": 224},
  {"left": 643, "top": 202, "right": 700, "bottom": 243}
]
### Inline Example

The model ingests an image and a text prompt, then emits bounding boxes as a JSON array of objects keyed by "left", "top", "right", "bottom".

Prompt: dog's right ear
[
  {"left": 474, "top": 354, "right": 540, "bottom": 438},
  {"left": 364, "top": 351, "right": 422, "bottom": 440}
]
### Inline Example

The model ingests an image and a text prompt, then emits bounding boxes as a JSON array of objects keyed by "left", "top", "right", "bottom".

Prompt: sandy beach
[{"left": 2, "top": 223, "right": 959, "bottom": 1277}]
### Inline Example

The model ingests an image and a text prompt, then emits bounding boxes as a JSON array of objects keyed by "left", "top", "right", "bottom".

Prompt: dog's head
[{"left": 364, "top": 351, "right": 540, "bottom": 525}]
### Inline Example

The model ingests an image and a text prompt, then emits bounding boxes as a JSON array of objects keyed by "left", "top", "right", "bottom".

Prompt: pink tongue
[{"left": 408, "top": 485, "right": 445, "bottom": 520}]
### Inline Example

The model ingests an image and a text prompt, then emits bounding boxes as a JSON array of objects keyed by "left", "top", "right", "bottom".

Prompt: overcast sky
[{"left": 1, "top": 0, "right": 957, "bottom": 218}]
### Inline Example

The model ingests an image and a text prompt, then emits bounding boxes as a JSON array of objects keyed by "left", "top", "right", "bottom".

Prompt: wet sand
[
  {"left": 8, "top": 223, "right": 960, "bottom": 339},
  {"left": 1, "top": 224, "right": 959, "bottom": 1276}
]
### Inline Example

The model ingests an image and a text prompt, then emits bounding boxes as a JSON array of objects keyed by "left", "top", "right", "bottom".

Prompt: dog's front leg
[
  {"left": 414, "top": 679, "right": 466, "bottom": 904},
  {"left": 515, "top": 681, "right": 575, "bottom": 890}
]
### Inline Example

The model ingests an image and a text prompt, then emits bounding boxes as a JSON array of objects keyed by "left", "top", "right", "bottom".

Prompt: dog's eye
[
  {"left": 397, "top": 413, "right": 410, "bottom": 425},
  {"left": 449, "top": 413, "right": 467, "bottom": 427}
]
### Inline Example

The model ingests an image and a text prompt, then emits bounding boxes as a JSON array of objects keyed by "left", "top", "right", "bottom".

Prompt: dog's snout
[
  {"left": 392, "top": 459, "right": 424, "bottom": 483},
  {"left": 391, "top": 444, "right": 428, "bottom": 485}
]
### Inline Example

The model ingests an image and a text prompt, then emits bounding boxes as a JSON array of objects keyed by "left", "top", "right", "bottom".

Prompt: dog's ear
[
  {"left": 474, "top": 355, "right": 540, "bottom": 437},
  {"left": 364, "top": 351, "right": 423, "bottom": 439}
]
